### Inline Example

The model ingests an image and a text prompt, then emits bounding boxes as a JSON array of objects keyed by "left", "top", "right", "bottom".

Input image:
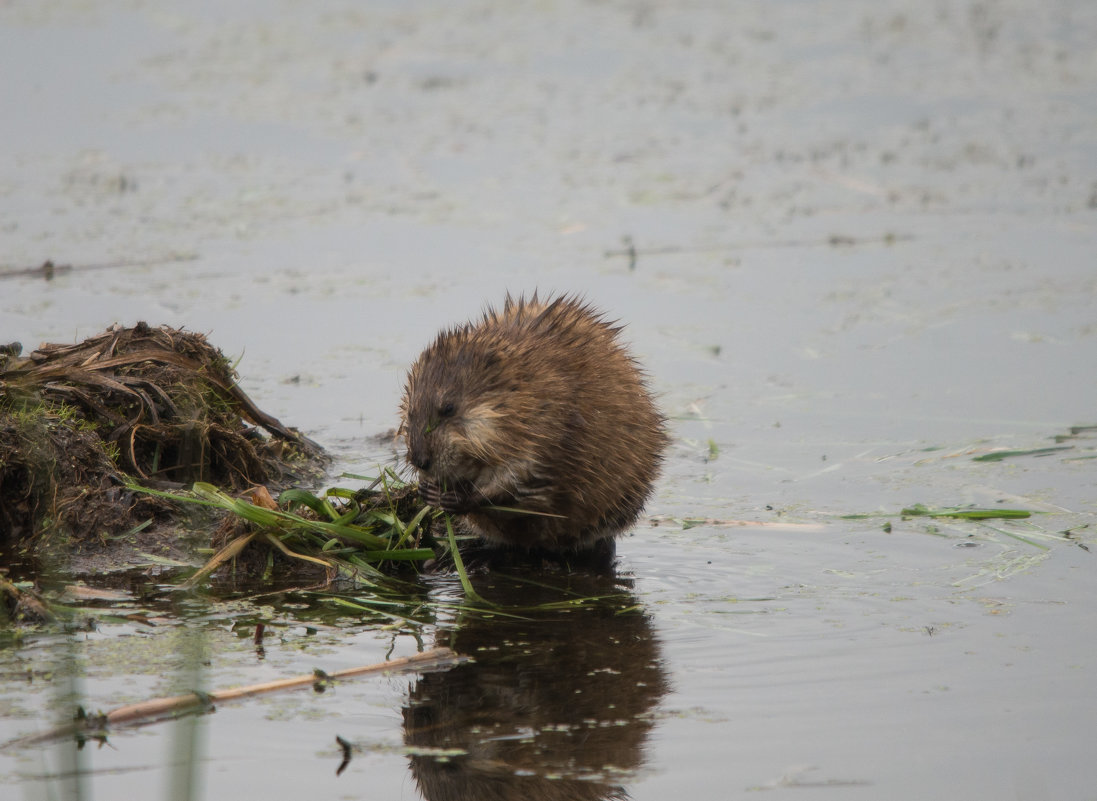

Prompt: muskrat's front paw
[
  {"left": 417, "top": 478, "right": 444, "bottom": 508},
  {"left": 418, "top": 478, "right": 475, "bottom": 514}
]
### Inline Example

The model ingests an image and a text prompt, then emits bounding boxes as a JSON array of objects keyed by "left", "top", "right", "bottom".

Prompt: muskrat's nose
[{"left": 408, "top": 451, "right": 431, "bottom": 471}]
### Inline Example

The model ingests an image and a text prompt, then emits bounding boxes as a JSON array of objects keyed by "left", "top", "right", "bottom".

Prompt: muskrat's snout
[
  {"left": 405, "top": 433, "right": 433, "bottom": 472},
  {"left": 407, "top": 448, "right": 431, "bottom": 472}
]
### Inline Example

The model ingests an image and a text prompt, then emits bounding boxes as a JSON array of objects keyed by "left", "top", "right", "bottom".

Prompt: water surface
[{"left": 1, "top": 1, "right": 1095, "bottom": 798}]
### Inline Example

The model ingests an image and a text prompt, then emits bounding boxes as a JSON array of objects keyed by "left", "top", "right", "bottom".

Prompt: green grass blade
[
  {"left": 445, "top": 515, "right": 490, "bottom": 605},
  {"left": 901, "top": 504, "right": 1032, "bottom": 520},
  {"left": 279, "top": 488, "right": 340, "bottom": 521},
  {"left": 124, "top": 482, "right": 223, "bottom": 509},
  {"left": 394, "top": 505, "right": 433, "bottom": 549},
  {"left": 973, "top": 446, "right": 1072, "bottom": 462},
  {"left": 357, "top": 548, "right": 436, "bottom": 561}
]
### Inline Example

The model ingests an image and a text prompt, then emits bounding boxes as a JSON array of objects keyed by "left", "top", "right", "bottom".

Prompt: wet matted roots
[{"left": 0, "top": 322, "right": 326, "bottom": 546}]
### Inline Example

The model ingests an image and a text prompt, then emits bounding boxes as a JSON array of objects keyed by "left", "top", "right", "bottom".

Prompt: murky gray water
[{"left": 2, "top": 1, "right": 1095, "bottom": 798}]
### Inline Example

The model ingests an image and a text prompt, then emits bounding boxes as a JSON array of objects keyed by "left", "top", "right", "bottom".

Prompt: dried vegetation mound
[{"left": 0, "top": 323, "right": 326, "bottom": 545}]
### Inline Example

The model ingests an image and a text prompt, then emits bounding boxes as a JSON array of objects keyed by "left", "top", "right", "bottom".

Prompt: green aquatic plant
[
  {"left": 972, "top": 446, "right": 1072, "bottom": 462},
  {"left": 132, "top": 471, "right": 437, "bottom": 588},
  {"left": 898, "top": 504, "right": 1033, "bottom": 520},
  {"left": 842, "top": 504, "right": 1034, "bottom": 521},
  {"left": 133, "top": 470, "right": 629, "bottom": 617}
]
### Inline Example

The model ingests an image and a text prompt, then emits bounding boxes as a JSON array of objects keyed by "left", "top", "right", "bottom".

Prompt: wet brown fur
[{"left": 400, "top": 293, "right": 667, "bottom": 551}]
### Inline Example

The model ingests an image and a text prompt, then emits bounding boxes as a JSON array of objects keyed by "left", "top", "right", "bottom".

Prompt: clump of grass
[
  {"left": 138, "top": 469, "right": 630, "bottom": 618},
  {"left": 135, "top": 469, "right": 439, "bottom": 587}
]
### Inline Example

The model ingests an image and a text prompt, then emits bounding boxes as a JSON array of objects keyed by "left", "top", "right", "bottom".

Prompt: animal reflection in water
[{"left": 403, "top": 573, "right": 667, "bottom": 801}]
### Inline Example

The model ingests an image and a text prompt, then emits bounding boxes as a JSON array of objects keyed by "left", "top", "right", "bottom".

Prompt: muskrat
[{"left": 400, "top": 293, "right": 667, "bottom": 552}]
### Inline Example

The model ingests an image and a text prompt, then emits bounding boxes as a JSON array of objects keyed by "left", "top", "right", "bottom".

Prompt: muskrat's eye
[{"left": 439, "top": 401, "right": 456, "bottom": 418}]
